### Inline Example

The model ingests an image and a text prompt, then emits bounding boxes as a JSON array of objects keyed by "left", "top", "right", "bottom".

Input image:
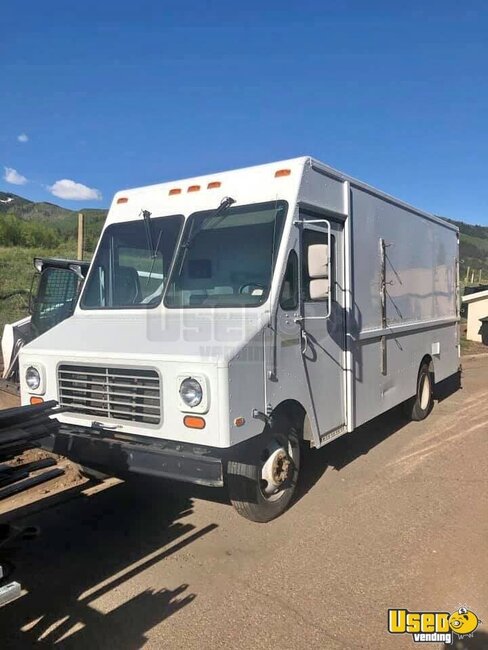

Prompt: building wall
[{"left": 466, "top": 297, "right": 488, "bottom": 342}]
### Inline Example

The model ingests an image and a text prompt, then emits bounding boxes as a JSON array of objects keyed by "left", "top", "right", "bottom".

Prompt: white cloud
[
  {"left": 3, "top": 167, "right": 28, "bottom": 185},
  {"left": 48, "top": 179, "right": 102, "bottom": 201},
  {"left": 17, "top": 133, "right": 29, "bottom": 143}
]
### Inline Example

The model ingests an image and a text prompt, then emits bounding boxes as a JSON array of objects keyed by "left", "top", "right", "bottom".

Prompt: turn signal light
[
  {"left": 169, "top": 188, "right": 182, "bottom": 195},
  {"left": 275, "top": 169, "right": 291, "bottom": 177},
  {"left": 187, "top": 185, "right": 201, "bottom": 192},
  {"left": 207, "top": 181, "right": 221, "bottom": 189},
  {"left": 30, "top": 396, "right": 44, "bottom": 405},
  {"left": 184, "top": 415, "right": 206, "bottom": 429},
  {"left": 117, "top": 197, "right": 129, "bottom": 204}
]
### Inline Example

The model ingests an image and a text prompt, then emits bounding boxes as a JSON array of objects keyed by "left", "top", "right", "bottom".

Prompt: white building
[{"left": 462, "top": 289, "right": 488, "bottom": 343}]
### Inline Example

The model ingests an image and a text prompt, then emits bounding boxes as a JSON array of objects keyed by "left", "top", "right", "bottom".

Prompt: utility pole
[
  {"left": 479, "top": 269, "right": 483, "bottom": 283},
  {"left": 77, "top": 212, "right": 84, "bottom": 260}
]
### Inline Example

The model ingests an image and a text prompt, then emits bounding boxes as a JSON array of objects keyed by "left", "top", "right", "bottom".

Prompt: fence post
[{"left": 77, "top": 213, "right": 84, "bottom": 260}]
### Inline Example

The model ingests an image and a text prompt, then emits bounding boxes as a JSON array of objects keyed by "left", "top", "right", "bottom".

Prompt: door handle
[{"left": 301, "top": 330, "right": 309, "bottom": 355}]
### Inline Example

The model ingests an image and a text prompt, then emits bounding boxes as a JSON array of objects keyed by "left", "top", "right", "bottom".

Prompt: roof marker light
[
  {"left": 117, "top": 197, "right": 129, "bottom": 204},
  {"left": 188, "top": 185, "right": 201, "bottom": 192},
  {"left": 169, "top": 188, "right": 182, "bottom": 195},
  {"left": 275, "top": 169, "right": 291, "bottom": 177},
  {"left": 207, "top": 181, "right": 221, "bottom": 189}
]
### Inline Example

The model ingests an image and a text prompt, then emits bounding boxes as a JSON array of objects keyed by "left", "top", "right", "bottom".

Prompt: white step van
[{"left": 19, "top": 157, "right": 460, "bottom": 521}]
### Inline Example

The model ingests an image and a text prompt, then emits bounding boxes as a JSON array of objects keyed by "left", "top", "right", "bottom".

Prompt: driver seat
[{"left": 114, "top": 266, "right": 141, "bottom": 305}]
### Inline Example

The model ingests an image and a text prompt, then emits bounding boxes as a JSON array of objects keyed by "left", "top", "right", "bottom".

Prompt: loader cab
[
  {"left": 1, "top": 257, "right": 90, "bottom": 383},
  {"left": 30, "top": 258, "right": 90, "bottom": 336}
]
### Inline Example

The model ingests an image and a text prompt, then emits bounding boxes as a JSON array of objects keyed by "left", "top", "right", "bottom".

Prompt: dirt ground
[{"left": 0, "top": 355, "right": 486, "bottom": 649}]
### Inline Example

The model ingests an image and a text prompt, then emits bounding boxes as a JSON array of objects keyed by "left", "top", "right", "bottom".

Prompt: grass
[{"left": 0, "top": 245, "right": 77, "bottom": 333}]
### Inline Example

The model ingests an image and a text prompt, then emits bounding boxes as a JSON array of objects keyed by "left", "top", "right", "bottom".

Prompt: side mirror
[{"left": 308, "top": 243, "right": 330, "bottom": 301}]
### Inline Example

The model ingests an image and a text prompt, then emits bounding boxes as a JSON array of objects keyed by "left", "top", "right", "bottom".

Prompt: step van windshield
[
  {"left": 81, "top": 215, "right": 183, "bottom": 309},
  {"left": 164, "top": 201, "right": 287, "bottom": 308}
]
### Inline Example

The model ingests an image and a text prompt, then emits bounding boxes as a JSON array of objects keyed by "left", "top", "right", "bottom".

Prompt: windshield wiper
[
  {"left": 141, "top": 209, "right": 157, "bottom": 258},
  {"left": 160, "top": 196, "right": 236, "bottom": 304},
  {"left": 182, "top": 196, "right": 236, "bottom": 249}
]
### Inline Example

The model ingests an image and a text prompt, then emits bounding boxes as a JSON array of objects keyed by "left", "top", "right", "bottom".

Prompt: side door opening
[{"left": 297, "top": 214, "right": 346, "bottom": 442}]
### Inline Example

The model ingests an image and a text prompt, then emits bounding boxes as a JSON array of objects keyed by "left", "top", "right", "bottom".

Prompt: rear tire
[
  {"left": 227, "top": 423, "right": 300, "bottom": 523},
  {"left": 406, "top": 361, "right": 434, "bottom": 421}
]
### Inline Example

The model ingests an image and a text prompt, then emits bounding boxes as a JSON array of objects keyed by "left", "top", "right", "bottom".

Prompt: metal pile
[
  {"left": 0, "top": 400, "right": 64, "bottom": 606},
  {"left": 0, "top": 401, "right": 64, "bottom": 500}
]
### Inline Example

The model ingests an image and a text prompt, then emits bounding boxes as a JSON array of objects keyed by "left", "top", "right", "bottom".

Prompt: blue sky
[{"left": 1, "top": 1, "right": 487, "bottom": 224}]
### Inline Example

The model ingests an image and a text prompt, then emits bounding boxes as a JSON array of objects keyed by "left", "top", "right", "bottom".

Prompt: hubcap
[
  {"left": 260, "top": 437, "right": 297, "bottom": 502},
  {"left": 420, "top": 374, "right": 430, "bottom": 410}
]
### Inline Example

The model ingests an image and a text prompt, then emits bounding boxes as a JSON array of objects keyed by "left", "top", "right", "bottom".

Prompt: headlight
[
  {"left": 179, "top": 378, "right": 203, "bottom": 408},
  {"left": 26, "top": 366, "right": 41, "bottom": 390}
]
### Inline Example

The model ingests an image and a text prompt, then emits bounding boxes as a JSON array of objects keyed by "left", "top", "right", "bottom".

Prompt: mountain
[
  {"left": 0, "top": 191, "right": 108, "bottom": 252},
  {"left": 443, "top": 218, "right": 488, "bottom": 279},
  {"left": 0, "top": 191, "right": 107, "bottom": 221}
]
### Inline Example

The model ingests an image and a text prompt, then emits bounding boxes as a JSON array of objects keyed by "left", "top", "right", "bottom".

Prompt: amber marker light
[
  {"left": 30, "top": 396, "right": 44, "bottom": 405},
  {"left": 169, "top": 188, "right": 182, "bottom": 195},
  {"left": 207, "top": 181, "right": 221, "bottom": 189},
  {"left": 275, "top": 169, "right": 291, "bottom": 177},
  {"left": 117, "top": 197, "right": 129, "bottom": 204},
  {"left": 234, "top": 417, "right": 245, "bottom": 427},
  {"left": 184, "top": 415, "right": 206, "bottom": 429},
  {"left": 187, "top": 185, "right": 201, "bottom": 192}
]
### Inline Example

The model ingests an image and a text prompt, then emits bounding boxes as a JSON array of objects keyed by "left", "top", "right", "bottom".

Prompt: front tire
[
  {"left": 406, "top": 361, "right": 434, "bottom": 421},
  {"left": 226, "top": 424, "right": 300, "bottom": 523}
]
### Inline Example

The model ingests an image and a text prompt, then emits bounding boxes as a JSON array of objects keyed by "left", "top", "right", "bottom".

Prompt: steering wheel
[{"left": 239, "top": 282, "right": 266, "bottom": 295}]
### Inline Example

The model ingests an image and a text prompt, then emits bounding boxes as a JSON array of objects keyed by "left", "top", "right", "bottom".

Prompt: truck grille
[{"left": 58, "top": 364, "right": 161, "bottom": 425}]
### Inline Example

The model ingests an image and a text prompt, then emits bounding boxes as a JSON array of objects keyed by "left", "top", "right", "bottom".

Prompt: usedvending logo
[{"left": 388, "top": 606, "right": 481, "bottom": 644}]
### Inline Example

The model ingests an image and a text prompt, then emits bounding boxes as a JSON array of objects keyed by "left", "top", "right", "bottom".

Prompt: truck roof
[{"left": 109, "top": 156, "right": 458, "bottom": 233}]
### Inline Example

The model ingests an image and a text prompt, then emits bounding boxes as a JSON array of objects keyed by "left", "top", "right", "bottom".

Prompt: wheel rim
[
  {"left": 259, "top": 435, "right": 299, "bottom": 502},
  {"left": 420, "top": 374, "right": 430, "bottom": 410}
]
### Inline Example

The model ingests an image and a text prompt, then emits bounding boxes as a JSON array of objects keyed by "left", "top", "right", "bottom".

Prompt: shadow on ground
[
  {"left": 0, "top": 479, "right": 217, "bottom": 648},
  {"left": 295, "top": 373, "right": 462, "bottom": 503},
  {"left": 295, "top": 402, "right": 412, "bottom": 503}
]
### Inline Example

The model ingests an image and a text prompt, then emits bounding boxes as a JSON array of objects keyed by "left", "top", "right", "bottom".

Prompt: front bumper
[{"left": 45, "top": 424, "right": 226, "bottom": 487}]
